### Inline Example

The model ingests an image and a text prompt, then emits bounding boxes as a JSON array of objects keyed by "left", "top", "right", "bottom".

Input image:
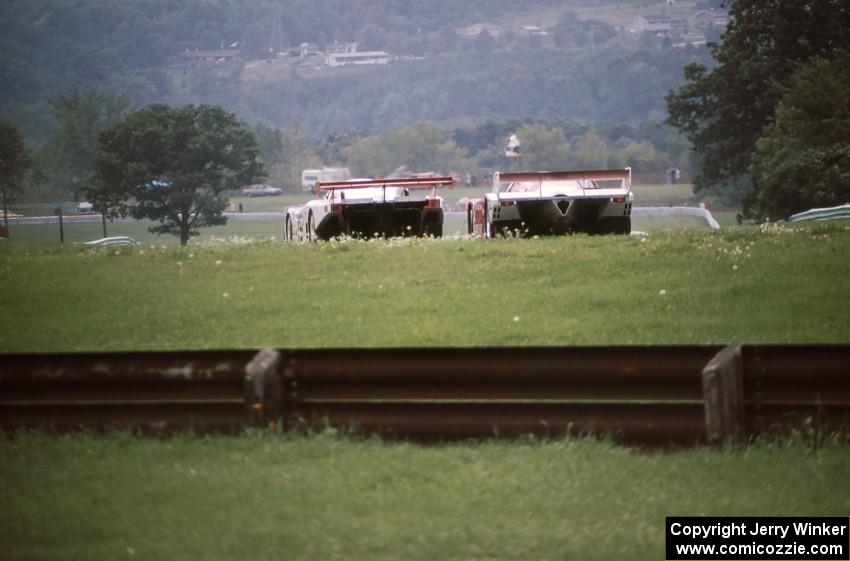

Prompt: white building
[
  {"left": 629, "top": 15, "right": 673, "bottom": 34},
  {"left": 326, "top": 51, "right": 390, "bottom": 67}
]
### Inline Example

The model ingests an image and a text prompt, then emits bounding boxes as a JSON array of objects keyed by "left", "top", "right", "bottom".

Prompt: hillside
[{"left": 1, "top": 0, "right": 718, "bottom": 140}]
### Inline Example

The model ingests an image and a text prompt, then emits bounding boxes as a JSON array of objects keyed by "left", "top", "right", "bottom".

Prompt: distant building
[
  {"left": 328, "top": 41, "right": 359, "bottom": 54},
  {"left": 456, "top": 22, "right": 504, "bottom": 38},
  {"left": 693, "top": 10, "right": 729, "bottom": 29},
  {"left": 670, "top": 18, "right": 689, "bottom": 35},
  {"left": 179, "top": 48, "right": 242, "bottom": 65},
  {"left": 695, "top": 0, "right": 725, "bottom": 11},
  {"left": 326, "top": 51, "right": 390, "bottom": 67},
  {"left": 520, "top": 25, "right": 548, "bottom": 37},
  {"left": 629, "top": 15, "right": 672, "bottom": 35}
]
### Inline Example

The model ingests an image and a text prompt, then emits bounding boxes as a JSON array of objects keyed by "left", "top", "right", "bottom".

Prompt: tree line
[{"left": 666, "top": 0, "right": 850, "bottom": 220}]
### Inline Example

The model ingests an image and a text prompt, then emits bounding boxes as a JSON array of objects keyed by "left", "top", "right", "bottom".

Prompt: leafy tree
[
  {"left": 45, "top": 88, "right": 131, "bottom": 200},
  {"left": 0, "top": 119, "right": 30, "bottom": 232},
  {"left": 573, "top": 129, "right": 608, "bottom": 169},
  {"left": 254, "top": 122, "right": 284, "bottom": 166},
  {"left": 513, "top": 124, "right": 569, "bottom": 171},
  {"left": 748, "top": 51, "right": 850, "bottom": 219},
  {"left": 666, "top": 0, "right": 850, "bottom": 211},
  {"left": 343, "top": 135, "right": 393, "bottom": 177},
  {"left": 94, "top": 104, "right": 264, "bottom": 245},
  {"left": 267, "top": 122, "right": 322, "bottom": 190}
]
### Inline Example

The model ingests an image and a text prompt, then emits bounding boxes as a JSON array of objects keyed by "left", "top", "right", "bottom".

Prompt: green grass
[
  {"left": 631, "top": 183, "right": 699, "bottom": 206},
  {"left": 2, "top": 222, "right": 849, "bottom": 352},
  {"left": 2, "top": 431, "right": 847, "bottom": 561}
]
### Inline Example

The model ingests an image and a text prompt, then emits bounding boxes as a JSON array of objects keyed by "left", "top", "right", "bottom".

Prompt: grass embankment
[
  {"left": 2, "top": 432, "right": 847, "bottom": 561},
  {"left": 1, "top": 223, "right": 849, "bottom": 352}
]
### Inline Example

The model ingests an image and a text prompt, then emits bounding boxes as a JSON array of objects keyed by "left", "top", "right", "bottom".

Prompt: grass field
[
  {"left": 2, "top": 221, "right": 849, "bottom": 352},
  {"left": 3, "top": 204, "right": 849, "bottom": 559},
  {"left": 2, "top": 431, "right": 848, "bottom": 561}
]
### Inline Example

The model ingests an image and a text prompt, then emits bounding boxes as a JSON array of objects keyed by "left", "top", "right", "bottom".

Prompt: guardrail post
[
  {"left": 702, "top": 344, "right": 746, "bottom": 444},
  {"left": 245, "top": 348, "right": 282, "bottom": 428}
]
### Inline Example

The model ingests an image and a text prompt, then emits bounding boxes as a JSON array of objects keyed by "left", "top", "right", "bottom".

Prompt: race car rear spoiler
[
  {"left": 495, "top": 168, "right": 631, "bottom": 190},
  {"left": 317, "top": 176, "right": 453, "bottom": 191}
]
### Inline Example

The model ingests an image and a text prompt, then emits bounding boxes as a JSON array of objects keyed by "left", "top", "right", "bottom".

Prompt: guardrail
[{"left": 1, "top": 345, "right": 848, "bottom": 445}]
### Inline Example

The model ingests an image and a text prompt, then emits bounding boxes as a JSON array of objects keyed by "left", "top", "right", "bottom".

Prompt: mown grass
[
  {"left": 2, "top": 431, "right": 848, "bottom": 561},
  {"left": 1, "top": 222, "right": 849, "bottom": 352}
]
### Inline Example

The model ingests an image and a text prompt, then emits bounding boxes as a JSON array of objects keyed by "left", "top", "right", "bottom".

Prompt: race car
[
  {"left": 468, "top": 168, "right": 633, "bottom": 237},
  {"left": 284, "top": 176, "right": 452, "bottom": 242}
]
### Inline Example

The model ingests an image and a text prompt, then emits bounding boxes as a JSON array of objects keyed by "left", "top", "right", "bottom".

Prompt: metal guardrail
[{"left": 1, "top": 345, "right": 848, "bottom": 445}]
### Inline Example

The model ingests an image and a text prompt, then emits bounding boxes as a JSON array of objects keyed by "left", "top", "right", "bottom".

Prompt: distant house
[
  {"left": 328, "top": 41, "right": 359, "bottom": 54},
  {"left": 695, "top": 0, "right": 725, "bottom": 11},
  {"left": 670, "top": 18, "right": 689, "bottom": 35},
  {"left": 456, "top": 22, "right": 504, "bottom": 38},
  {"left": 629, "top": 15, "right": 672, "bottom": 34},
  {"left": 179, "top": 48, "right": 241, "bottom": 65},
  {"left": 326, "top": 51, "right": 390, "bottom": 67},
  {"left": 520, "top": 25, "right": 548, "bottom": 37},
  {"left": 693, "top": 10, "right": 729, "bottom": 29}
]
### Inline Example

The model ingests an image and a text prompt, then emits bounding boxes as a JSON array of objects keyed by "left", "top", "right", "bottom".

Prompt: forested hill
[
  {"left": 239, "top": 46, "right": 709, "bottom": 137},
  {"left": 1, "top": 0, "right": 713, "bottom": 139}
]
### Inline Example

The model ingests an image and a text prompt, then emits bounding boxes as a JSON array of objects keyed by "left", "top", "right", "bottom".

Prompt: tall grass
[{"left": 1, "top": 431, "right": 847, "bottom": 561}]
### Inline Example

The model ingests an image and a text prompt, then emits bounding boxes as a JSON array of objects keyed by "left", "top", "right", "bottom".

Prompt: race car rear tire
[
  {"left": 597, "top": 216, "right": 631, "bottom": 235},
  {"left": 285, "top": 215, "right": 292, "bottom": 241},
  {"left": 485, "top": 201, "right": 496, "bottom": 239}
]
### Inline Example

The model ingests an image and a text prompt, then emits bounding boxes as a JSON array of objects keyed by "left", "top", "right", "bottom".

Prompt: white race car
[
  {"left": 284, "top": 176, "right": 452, "bottom": 242},
  {"left": 468, "top": 168, "right": 633, "bottom": 237}
]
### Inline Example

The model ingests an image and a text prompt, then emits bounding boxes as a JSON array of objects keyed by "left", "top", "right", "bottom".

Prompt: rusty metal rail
[{"left": 1, "top": 345, "right": 848, "bottom": 444}]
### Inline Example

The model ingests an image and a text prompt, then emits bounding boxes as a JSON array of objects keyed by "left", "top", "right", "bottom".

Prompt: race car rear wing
[
  {"left": 317, "top": 176, "right": 453, "bottom": 192},
  {"left": 317, "top": 176, "right": 453, "bottom": 205},
  {"left": 493, "top": 168, "right": 631, "bottom": 192}
]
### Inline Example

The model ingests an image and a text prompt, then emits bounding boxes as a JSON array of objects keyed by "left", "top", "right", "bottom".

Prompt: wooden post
[
  {"left": 58, "top": 207, "right": 64, "bottom": 243},
  {"left": 702, "top": 344, "right": 746, "bottom": 444},
  {"left": 101, "top": 212, "right": 107, "bottom": 238},
  {"left": 244, "top": 347, "right": 282, "bottom": 428},
  {"left": 1, "top": 178, "right": 9, "bottom": 236}
]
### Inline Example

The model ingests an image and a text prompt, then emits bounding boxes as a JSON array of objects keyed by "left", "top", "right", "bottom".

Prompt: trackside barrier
[{"left": 1, "top": 345, "right": 848, "bottom": 445}]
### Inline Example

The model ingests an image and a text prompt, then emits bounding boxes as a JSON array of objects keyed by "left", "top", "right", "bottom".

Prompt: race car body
[
  {"left": 468, "top": 168, "right": 633, "bottom": 237},
  {"left": 285, "top": 176, "right": 451, "bottom": 242}
]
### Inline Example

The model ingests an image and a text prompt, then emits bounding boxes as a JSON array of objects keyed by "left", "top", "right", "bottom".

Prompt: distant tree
[
  {"left": 748, "top": 51, "right": 850, "bottom": 219},
  {"left": 254, "top": 122, "right": 284, "bottom": 166},
  {"left": 0, "top": 119, "right": 30, "bottom": 231},
  {"left": 666, "top": 0, "right": 850, "bottom": 211},
  {"left": 94, "top": 104, "right": 264, "bottom": 245},
  {"left": 269, "top": 122, "right": 321, "bottom": 190},
  {"left": 573, "top": 129, "right": 608, "bottom": 169},
  {"left": 513, "top": 124, "right": 569, "bottom": 170},
  {"left": 473, "top": 31, "right": 496, "bottom": 52},
  {"left": 344, "top": 135, "right": 393, "bottom": 178},
  {"left": 45, "top": 88, "right": 130, "bottom": 200}
]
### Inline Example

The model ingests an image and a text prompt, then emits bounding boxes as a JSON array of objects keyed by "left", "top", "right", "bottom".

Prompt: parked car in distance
[{"left": 241, "top": 184, "right": 284, "bottom": 197}]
